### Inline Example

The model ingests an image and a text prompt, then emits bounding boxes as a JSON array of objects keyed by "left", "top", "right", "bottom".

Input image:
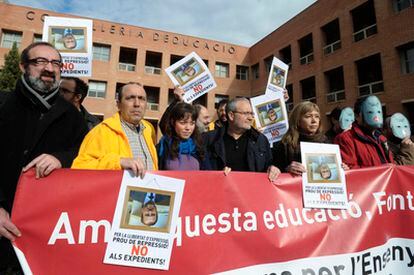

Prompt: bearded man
[{"left": 0, "top": 42, "right": 87, "bottom": 272}]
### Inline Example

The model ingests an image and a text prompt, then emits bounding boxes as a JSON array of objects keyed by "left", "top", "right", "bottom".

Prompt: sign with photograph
[
  {"left": 42, "top": 16, "right": 93, "bottom": 77},
  {"left": 103, "top": 171, "right": 184, "bottom": 270},
  {"left": 265, "top": 57, "right": 289, "bottom": 95},
  {"left": 250, "top": 91, "right": 289, "bottom": 144},
  {"left": 300, "top": 142, "right": 348, "bottom": 209},
  {"left": 165, "top": 52, "right": 216, "bottom": 103}
]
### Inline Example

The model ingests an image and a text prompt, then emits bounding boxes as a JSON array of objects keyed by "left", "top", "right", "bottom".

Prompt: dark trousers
[{"left": 0, "top": 238, "right": 23, "bottom": 274}]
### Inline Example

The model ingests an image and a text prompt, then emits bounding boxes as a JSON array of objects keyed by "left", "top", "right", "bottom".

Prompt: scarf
[
  {"left": 20, "top": 75, "right": 60, "bottom": 113},
  {"left": 158, "top": 136, "right": 197, "bottom": 158}
]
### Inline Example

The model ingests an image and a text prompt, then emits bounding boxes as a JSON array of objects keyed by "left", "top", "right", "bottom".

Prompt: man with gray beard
[
  {"left": 0, "top": 42, "right": 87, "bottom": 272},
  {"left": 194, "top": 104, "right": 211, "bottom": 133}
]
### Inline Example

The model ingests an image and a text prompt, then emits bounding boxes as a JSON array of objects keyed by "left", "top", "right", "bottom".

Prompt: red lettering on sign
[{"left": 193, "top": 85, "right": 203, "bottom": 93}]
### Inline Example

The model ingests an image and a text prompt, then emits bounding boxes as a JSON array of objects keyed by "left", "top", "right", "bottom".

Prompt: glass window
[
  {"left": 402, "top": 45, "right": 414, "bottom": 74},
  {"left": 393, "top": 0, "right": 414, "bottom": 12},
  {"left": 93, "top": 44, "right": 111, "bottom": 62},
  {"left": 215, "top": 62, "right": 229, "bottom": 78},
  {"left": 236, "top": 65, "right": 249, "bottom": 80},
  {"left": 1, "top": 31, "right": 22, "bottom": 48},
  {"left": 33, "top": 34, "right": 43, "bottom": 43},
  {"left": 88, "top": 81, "right": 107, "bottom": 98},
  {"left": 251, "top": 63, "right": 259, "bottom": 79},
  {"left": 264, "top": 56, "right": 273, "bottom": 73}
]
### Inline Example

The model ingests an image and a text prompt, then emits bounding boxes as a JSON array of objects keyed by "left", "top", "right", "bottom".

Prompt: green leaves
[{"left": 0, "top": 42, "right": 21, "bottom": 93}]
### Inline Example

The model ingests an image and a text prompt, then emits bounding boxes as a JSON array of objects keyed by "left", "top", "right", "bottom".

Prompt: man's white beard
[
  {"left": 27, "top": 74, "right": 59, "bottom": 94},
  {"left": 196, "top": 120, "right": 208, "bottom": 133}
]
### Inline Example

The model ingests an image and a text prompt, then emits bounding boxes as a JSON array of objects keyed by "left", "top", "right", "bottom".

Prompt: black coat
[
  {"left": 0, "top": 91, "right": 10, "bottom": 110},
  {"left": 0, "top": 80, "right": 88, "bottom": 269},
  {"left": 80, "top": 104, "right": 100, "bottom": 131},
  {"left": 272, "top": 134, "right": 329, "bottom": 172},
  {"left": 202, "top": 125, "right": 272, "bottom": 172},
  {"left": 0, "top": 80, "right": 88, "bottom": 211}
]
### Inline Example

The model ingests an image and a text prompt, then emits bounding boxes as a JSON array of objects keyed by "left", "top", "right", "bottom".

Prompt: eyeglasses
[
  {"left": 28, "top": 57, "right": 62, "bottom": 68},
  {"left": 60, "top": 87, "right": 75, "bottom": 94},
  {"left": 233, "top": 111, "right": 254, "bottom": 116}
]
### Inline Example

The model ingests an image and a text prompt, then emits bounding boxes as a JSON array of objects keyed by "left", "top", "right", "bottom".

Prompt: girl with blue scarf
[{"left": 157, "top": 103, "right": 209, "bottom": 170}]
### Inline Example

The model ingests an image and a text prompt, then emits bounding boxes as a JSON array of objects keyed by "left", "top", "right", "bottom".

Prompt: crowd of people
[{"left": 0, "top": 42, "right": 413, "bottom": 273}]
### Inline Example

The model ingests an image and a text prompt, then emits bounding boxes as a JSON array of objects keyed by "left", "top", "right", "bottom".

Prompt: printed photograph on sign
[
  {"left": 270, "top": 64, "right": 286, "bottom": 89},
  {"left": 305, "top": 153, "right": 341, "bottom": 183},
  {"left": 172, "top": 57, "right": 204, "bottom": 86},
  {"left": 255, "top": 99, "right": 284, "bottom": 127},
  {"left": 48, "top": 26, "right": 87, "bottom": 53},
  {"left": 120, "top": 186, "right": 175, "bottom": 233}
]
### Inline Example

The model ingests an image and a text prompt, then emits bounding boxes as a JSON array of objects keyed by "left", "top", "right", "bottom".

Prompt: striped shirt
[{"left": 121, "top": 119, "right": 154, "bottom": 170}]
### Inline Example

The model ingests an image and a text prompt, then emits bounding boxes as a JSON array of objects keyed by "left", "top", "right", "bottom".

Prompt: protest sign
[
  {"left": 43, "top": 16, "right": 93, "bottom": 77},
  {"left": 300, "top": 142, "right": 348, "bottom": 209},
  {"left": 165, "top": 52, "right": 216, "bottom": 103},
  {"left": 265, "top": 56, "right": 289, "bottom": 95},
  {"left": 250, "top": 91, "right": 289, "bottom": 144},
  {"left": 103, "top": 172, "right": 184, "bottom": 270}
]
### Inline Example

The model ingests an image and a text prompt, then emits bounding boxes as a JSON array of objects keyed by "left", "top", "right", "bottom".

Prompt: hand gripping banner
[{"left": 11, "top": 165, "right": 414, "bottom": 274}]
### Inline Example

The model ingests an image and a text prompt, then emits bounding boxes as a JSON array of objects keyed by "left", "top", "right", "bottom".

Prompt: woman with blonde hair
[{"left": 273, "top": 101, "right": 327, "bottom": 176}]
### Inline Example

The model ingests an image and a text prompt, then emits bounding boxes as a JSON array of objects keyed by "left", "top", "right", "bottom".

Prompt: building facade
[
  {"left": 1, "top": 0, "right": 413, "bottom": 135},
  {"left": 249, "top": 0, "right": 414, "bottom": 127}
]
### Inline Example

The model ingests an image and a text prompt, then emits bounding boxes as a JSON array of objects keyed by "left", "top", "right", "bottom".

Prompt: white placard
[
  {"left": 265, "top": 56, "right": 289, "bottom": 95},
  {"left": 300, "top": 142, "right": 348, "bottom": 209},
  {"left": 103, "top": 172, "right": 185, "bottom": 270},
  {"left": 43, "top": 16, "right": 93, "bottom": 77},
  {"left": 165, "top": 52, "right": 216, "bottom": 103},
  {"left": 250, "top": 91, "right": 289, "bottom": 144}
]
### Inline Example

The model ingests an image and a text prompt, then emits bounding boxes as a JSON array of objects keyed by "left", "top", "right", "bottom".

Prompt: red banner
[{"left": 12, "top": 165, "right": 414, "bottom": 274}]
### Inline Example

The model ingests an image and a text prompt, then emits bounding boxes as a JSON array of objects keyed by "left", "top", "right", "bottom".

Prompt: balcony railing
[
  {"left": 326, "top": 90, "right": 345, "bottom": 103},
  {"left": 146, "top": 102, "right": 159, "bottom": 111},
  {"left": 353, "top": 24, "right": 377, "bottom": 42},
  {"left": 358, "top": 80, "right": 384, "bottom": 96},
  {"left": 323, "top": 40, "right": 341, "bottom": 55},
  {"left": 300, "top": 53, "right": 314, "bottom": 65},
  {"left": 144, "top": 66, "right": 162, "bottom": 75},
  {"left": 118, "top": 62, "right": 136, "bottom": 72}
]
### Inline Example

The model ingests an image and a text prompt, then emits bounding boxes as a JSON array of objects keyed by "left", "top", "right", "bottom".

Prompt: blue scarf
[{"left": 159, "top": 136, "right": 197, "bottom": 158}]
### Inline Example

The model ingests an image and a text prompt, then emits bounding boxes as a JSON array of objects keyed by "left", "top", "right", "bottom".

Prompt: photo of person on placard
[
  {"left": 270, "top": 65, "right": 286, "bottom": 88},
  {"left": 172, "top": 58, "right": 204, "bottom": 86},
  {"left": 305, "top": 154, "right": 341, "bottom": 183},
  {"left": 49, "top": 27, "right": 86, "bottom": 53},
  {"left": 141, "top": 196, "right": 158, "bottom": 226},
  {"left": 121, "top": 188, "right": 174, "bottom": 232},
  {"left": 317, "top": 163, "right": 332, "bottom": 180},
  {"left": 256, "top": 100, "right": 284, "bottom": 127}
]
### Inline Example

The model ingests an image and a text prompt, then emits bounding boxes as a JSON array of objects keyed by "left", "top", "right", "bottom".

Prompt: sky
[{"left": 10, "top": 0, "right": 316, "bottom": 46}]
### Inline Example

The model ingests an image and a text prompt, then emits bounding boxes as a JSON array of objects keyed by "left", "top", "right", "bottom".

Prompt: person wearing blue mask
[
  {"left": 335, "top": 95, "right": 394, "bottom": 169},
  {"left": 384, "top": 113, "right": 414, "bottom": 165},
  {"left": 339, "top": 107, "right": 355, "bottom": 132},
  {"left": 326, "top": 107, "right": 355, "bottom": 143}
]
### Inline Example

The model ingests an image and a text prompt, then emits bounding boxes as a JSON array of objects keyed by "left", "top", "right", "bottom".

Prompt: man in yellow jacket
[{"left": 72, "top": 82, "right": 158, "bottom": 177}]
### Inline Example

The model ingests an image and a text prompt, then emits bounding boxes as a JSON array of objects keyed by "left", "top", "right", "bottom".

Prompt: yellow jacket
[{"left": 72, "top": 113, "right": 158, "bottom": 170}]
